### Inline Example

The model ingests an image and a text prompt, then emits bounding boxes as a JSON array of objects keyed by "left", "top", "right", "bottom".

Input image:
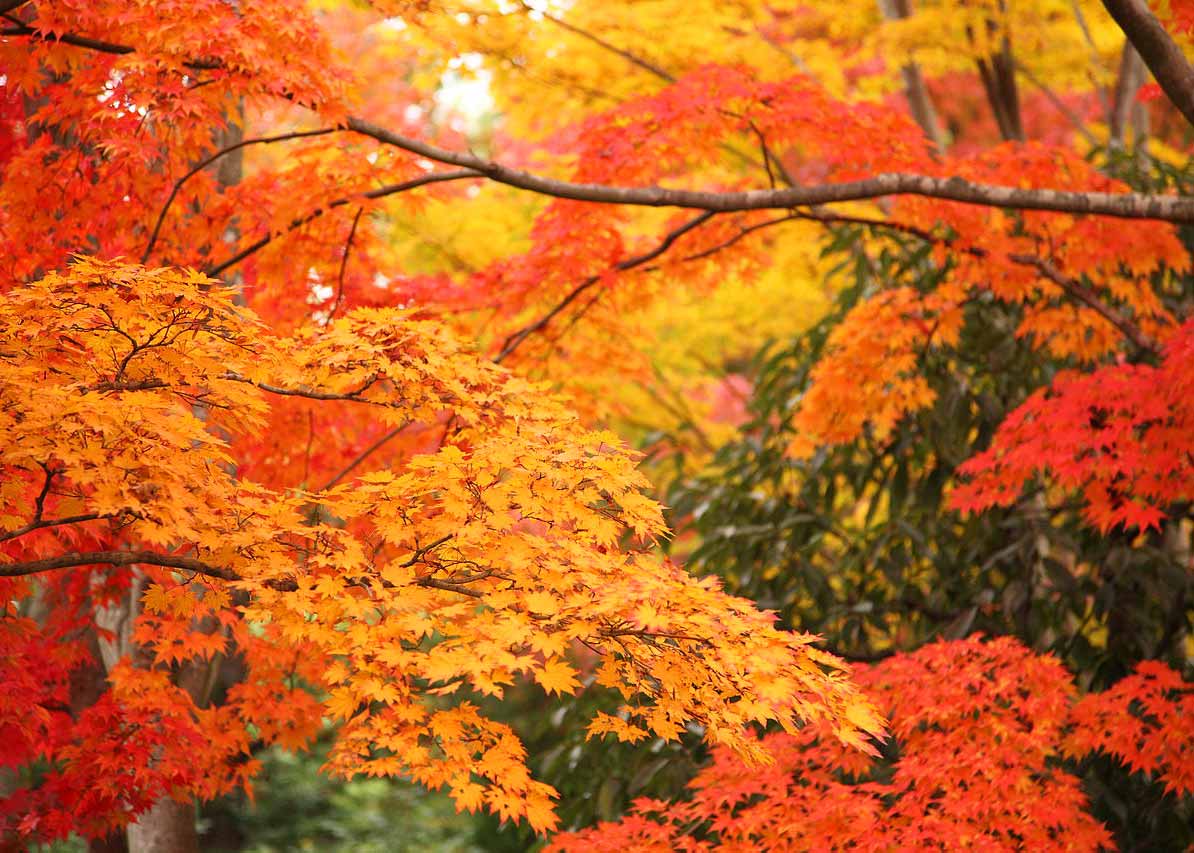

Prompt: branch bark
[
  {"left": 0, "top": 550, "right": 238, "bottom": 580},
  {"left": 878, "top": 0, "right": 948, "bottom": 151},
  {"left": 1102, "top": 0, "right": 1194, "bottom": 130},
  {"left": 1110, "top": 42, "right": 1146, "bottom": 147},
  {"left": 347, "top": 117, "right": 1194, "bottom": 221}
]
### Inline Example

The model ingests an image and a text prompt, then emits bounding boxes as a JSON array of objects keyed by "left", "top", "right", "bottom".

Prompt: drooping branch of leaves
[{"left": 782, "top": 208, "right": 1159, "bottom": 356}]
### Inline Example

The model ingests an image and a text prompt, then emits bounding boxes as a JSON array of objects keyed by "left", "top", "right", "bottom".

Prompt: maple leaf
[{"left": 535, "top": 658, "right": 582, "bottom": 696}]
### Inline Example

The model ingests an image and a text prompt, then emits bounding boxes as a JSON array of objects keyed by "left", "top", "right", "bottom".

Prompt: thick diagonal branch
[{"left": 1102, "top": 0, "right": 1194, "bottom": 130}]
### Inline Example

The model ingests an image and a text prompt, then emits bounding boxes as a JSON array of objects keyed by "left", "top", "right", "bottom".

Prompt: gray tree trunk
[{"left": 127, "top": 800, "right": 200, "bottom": 853}]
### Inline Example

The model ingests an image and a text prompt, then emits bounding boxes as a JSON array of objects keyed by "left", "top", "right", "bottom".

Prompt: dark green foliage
[
  {"left": 469, "top": 682, "right": 704, "bottom": 851},
  {"left": 663, "top": 222, "right": 1193, "bottom": 848},
  {"left": 199, "top": 734, "right": 478, "bottom": 853},
  {"left": 665, "top": 225, "right": 1191, "bottom": 678}
]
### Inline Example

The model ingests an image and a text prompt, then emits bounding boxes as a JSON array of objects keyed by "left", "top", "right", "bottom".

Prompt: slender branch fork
[
  {"left": 205, "top": 169, "right": 480, "bottom": 276},
  {"left": 495, "top": 211, "right": 717, "bottom": 362},
  {"left": 141, "top": 127, "right": 340, "bottom": 264}
]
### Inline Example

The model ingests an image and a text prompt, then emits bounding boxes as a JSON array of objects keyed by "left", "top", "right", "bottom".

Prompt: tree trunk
[
  {"left": 126, "top": 800, "right": 199, "bottom": 853},
  {"left": 877, "top": 0, "right": 947, "bottom": 152},
  {"left": 119, "top": 109, "right": 246, "bottom": 853}
]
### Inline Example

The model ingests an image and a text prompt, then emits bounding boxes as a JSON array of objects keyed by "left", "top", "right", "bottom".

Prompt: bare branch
[{"left": 346, "top": 118, "right": 1194, "bottom": 222}]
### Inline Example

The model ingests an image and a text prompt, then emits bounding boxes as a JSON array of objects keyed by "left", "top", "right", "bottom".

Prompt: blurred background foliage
[{"left": 199, "top": 732, "right": 479, "bottom": 853}]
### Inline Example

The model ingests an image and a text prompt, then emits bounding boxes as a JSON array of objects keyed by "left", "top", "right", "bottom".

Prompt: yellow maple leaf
[{"left": 534, "top": 658, "right": 581, "bottom": 696}]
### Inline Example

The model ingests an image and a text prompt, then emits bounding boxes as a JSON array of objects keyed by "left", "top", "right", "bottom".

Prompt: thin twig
[
  {"left": 326, "top": 206, "right": 364, "bottom": 324},
  {"left": 1015, "top": 61, "right": 1099, "bottom": 147},
  {"left": 320, "top": 421, "right": 412, "bottom": 491}
]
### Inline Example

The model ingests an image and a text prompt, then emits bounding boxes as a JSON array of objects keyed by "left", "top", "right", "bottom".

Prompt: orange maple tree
[{"left": 1, "top": 0, "right": 1194, "bottom": 849}]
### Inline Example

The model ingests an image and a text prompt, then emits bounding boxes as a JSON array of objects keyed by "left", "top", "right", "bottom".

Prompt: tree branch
[
  {"left": 346, "top": 117, "right": 1194, "bottom": 222},
  {"left": 1101, "top": 0, "right": 1194, "bottom": 130},
  {"left": 223, "top": 372, "right": 382, "bottom": 402},
  {"left": 0, "top": 550, "right": 237, "bottom": 581},
  {"left": 1007, "top": 253, "right": 1155, "bottom": 352},
  {"left": 1, "top": 22, "right": 221, "bottom": 69},
  {"left": 204, "top": 169, "right": 480, "bottom": 277},
  {"left": 0, "top": 543, "right": 493, "bottom": 602},
  {"left": 1015, "top": 60, "right": 1099, "bottom": 147},
  {"left": 319, "top": 421, "right": 412, "bottom": 491},
  {"left": 0, "top": 512, "right": 121, "bottom": 543},
  {"left": 2, "top": 22, "right": 134, "bottom": 55},
  {"left": 495, "top": 211, "right": 717, "bottom": 362},
  {"left": 879, "top": 0, "right": 948, "bottom": 151},
  {"left": 327, "top": 206, "right": 364, "bottom": 324},
  {"left": 528, "top": 3, "right": 677, "bottom": 83},
  {"left": 789, "top": 207, "right": 1158, "bottom": 354},
  {"left": 10, "top": 20, "right": 1194, "bottom": 222}
]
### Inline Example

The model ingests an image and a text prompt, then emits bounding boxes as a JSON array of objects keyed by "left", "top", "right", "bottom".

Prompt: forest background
[{"left": 2, "top": 0, "right": 1194, "bottom": 851}]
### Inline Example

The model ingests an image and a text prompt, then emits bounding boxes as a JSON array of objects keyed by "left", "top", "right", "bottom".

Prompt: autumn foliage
[
  {"left": 552, "top": 637, "right": 1194, "bottom": 852},
  {"left": 1, "top": 0, "right": 1193, "bottom": 849},
  {"left": 0, "top": 259, "right": 882, "bottom": 837}
]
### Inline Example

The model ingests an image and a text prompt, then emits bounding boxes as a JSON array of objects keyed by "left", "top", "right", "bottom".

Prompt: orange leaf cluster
[{"left": 0, "top": 259, "right": 883, "bottom": 840}]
